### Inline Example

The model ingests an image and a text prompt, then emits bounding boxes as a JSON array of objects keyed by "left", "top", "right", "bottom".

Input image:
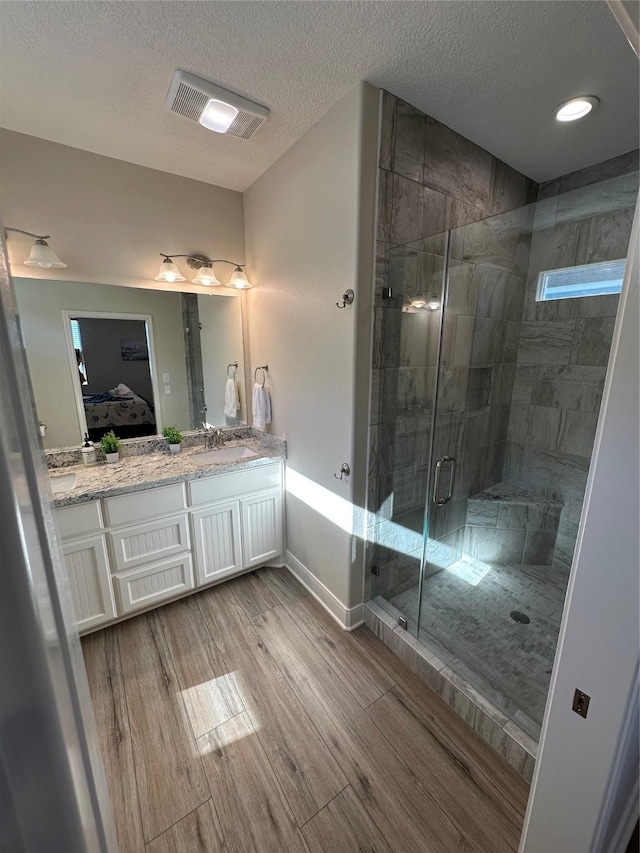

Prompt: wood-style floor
[{"left": 82, "top": 567, "right": 530, "bottom": 853}]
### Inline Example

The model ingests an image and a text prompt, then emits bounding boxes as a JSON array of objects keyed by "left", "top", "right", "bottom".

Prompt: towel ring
[
  {"left": 254, "top": 364, "right": 268, "bottom": 386},
  {"left": 227, "top": 361, "right": 238, "bottom": 379}
]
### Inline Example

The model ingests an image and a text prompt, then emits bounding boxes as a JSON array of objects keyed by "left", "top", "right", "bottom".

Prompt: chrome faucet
[{"left": 202, "top": 426, "right": 224, "bottom": 450}]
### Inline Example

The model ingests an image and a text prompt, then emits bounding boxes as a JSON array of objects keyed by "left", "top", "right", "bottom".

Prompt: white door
[
  {"left": 62, "top": 535, "right": 116, "bottom": 631},
  {"left": 191, "top": 499, "right": 243, "bottom": 585},
  {"left": 241, "top": 489, "right": 283, "bottom": 569}
]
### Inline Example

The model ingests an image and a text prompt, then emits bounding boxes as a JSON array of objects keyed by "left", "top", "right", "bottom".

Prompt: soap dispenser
[{"left": 81, "top": 433, "right": 97, "bottom": 466}]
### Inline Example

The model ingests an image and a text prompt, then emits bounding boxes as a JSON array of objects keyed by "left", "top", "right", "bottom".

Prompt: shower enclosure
[{"left": 368, "top": 169, "right": 639, "bottom": 740}]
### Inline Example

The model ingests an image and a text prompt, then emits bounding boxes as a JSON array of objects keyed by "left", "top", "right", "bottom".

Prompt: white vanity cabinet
[
  {"left": 54, "top": 461, "right": 284, "bottom": 634},
  {"left": 56, "top": 502, "right": 117, "bottom": 631}
]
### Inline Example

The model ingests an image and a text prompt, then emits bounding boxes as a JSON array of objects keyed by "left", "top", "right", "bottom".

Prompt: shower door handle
[{"left": 433, "top": 456, "right": 456, "bottom": 506}]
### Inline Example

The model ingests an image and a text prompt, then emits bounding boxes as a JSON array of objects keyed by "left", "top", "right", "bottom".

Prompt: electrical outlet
[
  {"left": 164, "top": 384, "right": 172, "bottom": 395},
  {"left": 163, "top": 373, "right": 170, "bottom": 383},
  {"left": 572, "top": 688, "right": 590, "bottom": 718}
]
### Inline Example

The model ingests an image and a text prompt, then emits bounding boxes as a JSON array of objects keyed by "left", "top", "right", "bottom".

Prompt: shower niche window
[{"left": 368, "top": 167, "right": 639, "bottom": 740}]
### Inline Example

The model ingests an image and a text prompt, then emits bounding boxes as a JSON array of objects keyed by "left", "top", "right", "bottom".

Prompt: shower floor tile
[{"left": 389, "top": 557, "right": 570, "bottom": 730}]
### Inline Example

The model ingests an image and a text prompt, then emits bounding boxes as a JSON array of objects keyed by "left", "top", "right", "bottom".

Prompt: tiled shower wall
[
  {"left": 504, "top": 151, "right": 639, "bottom": 569},
  {"left": 367, "top": 90, "right": 537, "bottom": 599},
  {"left": 181, "top": 294, "right": 205, "bottom": 430}
]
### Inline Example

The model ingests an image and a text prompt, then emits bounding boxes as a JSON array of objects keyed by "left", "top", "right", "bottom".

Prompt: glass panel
[
  {"left": 416, "top": 171, "right": 638, "bottom": 737},
  {"left": 368, "top": 233, "right": 448, "bottom": 630}
]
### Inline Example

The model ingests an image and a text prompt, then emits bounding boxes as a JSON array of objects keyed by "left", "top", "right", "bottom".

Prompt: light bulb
[
  {"left": 226, "top": 266, "right": 253, "bottom": 289},
  {"left": 555, "top": 96, "right": 599, "bottom": 122},
  {"left": 192, "top": 265, "right": 221, "bottom": 286},
  {"left": 154, "top": 257, "right": 186, "bottom": 283}
]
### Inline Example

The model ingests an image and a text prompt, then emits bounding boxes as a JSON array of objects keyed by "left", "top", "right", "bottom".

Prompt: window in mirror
[{"left": 70, "top": 318, "right": 89, "bottom": 385}]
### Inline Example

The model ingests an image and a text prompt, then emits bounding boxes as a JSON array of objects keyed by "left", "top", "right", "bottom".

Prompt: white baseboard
[{"left": 283, "top": 549, "right": 364, "bottom": 631}]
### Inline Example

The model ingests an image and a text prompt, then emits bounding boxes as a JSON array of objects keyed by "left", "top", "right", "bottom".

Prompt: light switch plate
[
  {"left": 163, "top": 373, "right": 170, "bottom": 383},
  {"left": 164, "top": 384, "right": 171, "bottom": 395}
]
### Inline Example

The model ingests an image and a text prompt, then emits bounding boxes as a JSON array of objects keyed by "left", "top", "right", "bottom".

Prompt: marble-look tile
[
  {"left": 556, "top": 409, "right": 598, "bottom": 458},
  {"left": 585, "top": 206, "right": 635, "bottom": 264},
  {"left": 527, "top": 218, "right": 589, "bottom": 276},
  {"left": 557, "top": 149, "right": 639, "bottom": 195},
  {"left": 373, "top": 240, "right": 393, "bottom": 307},
  {"left": 555, "top": 170, "right": 639, "bottom": 226},
  {"left": 470, "top": 318, "right": 507, "bottom": 365},
  {"left": 522, "top": 531, "right": 556, "bottom": 565},
  {"left": 490, "top": 159, "right": 537, "bottom": 215},
  {"left": 390, "top": 174, "right": 448, "bottom": 245},
  {"left": 442, "top": 665, "right": 510, "bottom": 728},
  {"left": 393, "top": 100, "right": 425, "bottom": 182},
  {"left": 465, "top": 500, "right": 499, "bottom": 528},
  {"left": 522, "top": 753, "right": 536, "bottom": 784},
  {"left": 504, "top": 720, "right": 538, "bottom": 758},
  {"left": 517, "top": 321, "right": 575, "bottom": 365},
  {"left": 474, "top": 712, "right": 528, "bottom": 775},
  {"left": 437, "top": 669, "right": 477, "bottom": 727},
  {"left": 571, "top": 293, "right": 620, "bottom": 319},
  {"left": 377, "top": 169, "right": 394, "bottom": 242},
  {"left": 570, "top": 316, "right": 616, "bottom": 366},
  {"left": 488, "top": 403, "right": 510, "bottom": 444},
  {"left": 365, "top": 599, "right": 399, "bottom": 632},
  {"left": 378, "top": 90, "right": 397, "bottom": 172},
  {"left": 496, "top": 503, "right": 555, "bottom": 533},
  {"left": 526, "top": 405, "right": 562, "bottom": 451},
  {"left": 372, "top": 307, "right": 402, "bottom": 369},
  {"left": 464, "top": 526, "right": 525, "bottom": 563},
  {"left": 388, "top": 246, "right": 418, "bottom": 302},
  {"left": 422, "top": 115, "right": 493, "bottom": 211},
  {"left": 531, "top": 378, "right": 602, "bottom": 412}
]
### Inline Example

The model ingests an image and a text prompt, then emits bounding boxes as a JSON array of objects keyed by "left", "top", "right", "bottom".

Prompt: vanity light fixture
[
  {"left": 5, "top": 227, "right": 67, "bottom": 268},
  {"left": 403, "top": 296, "right": 440, "bottom": 313},
  {"left": 154, "top": 253, "right": 253, "bottom": 288},
  {"left": 554, "top": 96, "right": 599, "bottom": 122}
]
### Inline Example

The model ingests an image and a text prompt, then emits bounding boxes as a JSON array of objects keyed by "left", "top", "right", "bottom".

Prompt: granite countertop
[{"left": 50, "top": 437, "right": 285, "bottom": 508}]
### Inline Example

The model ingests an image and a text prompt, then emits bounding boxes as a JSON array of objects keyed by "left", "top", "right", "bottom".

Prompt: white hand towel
[
  {"left": 252, "top": 382, "right": 271, "bottom": 430},
  {"left": 224, "top": 377, "right": 239, "bottom": 418}
]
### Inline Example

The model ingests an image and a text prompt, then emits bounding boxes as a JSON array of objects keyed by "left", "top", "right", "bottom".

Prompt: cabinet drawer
[
  {"left": 109, "top": 514, "right": 190, "bottom": 572},
  {"left": 56, "top": 501, "right": 103, "bottom": 541},
  {"left": 62, "top": 535, "right": 116, "bottom": 631},
  {"left": 104, "top": 483, "right": 186, "bottom": 527},
  {"left": 189, "top": 463, "right": 281, "bottom": 507},
  {"left": 114, "top": 554, "right": 194, "bottom": 615}
]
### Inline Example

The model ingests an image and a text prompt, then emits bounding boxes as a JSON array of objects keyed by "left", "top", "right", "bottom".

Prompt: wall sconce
[
  {"left": 5, "top": 227, "right": 67, "bottom": 269},
  {"left": 154, "top": 253, "right": 252, "bottom": 288}
]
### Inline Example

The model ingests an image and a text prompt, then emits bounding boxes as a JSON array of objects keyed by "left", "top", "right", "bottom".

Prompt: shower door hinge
[
  {"left": 398, "top": 616, "right": 408, "bottom": 630},
  {"left": 371, "top": 565, "right": 380, "bottom": 577}
]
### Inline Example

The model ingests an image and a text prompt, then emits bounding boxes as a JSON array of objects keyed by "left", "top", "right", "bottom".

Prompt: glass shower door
[{"left": 368, "top": 233, "right": 448, "bottom": 630}]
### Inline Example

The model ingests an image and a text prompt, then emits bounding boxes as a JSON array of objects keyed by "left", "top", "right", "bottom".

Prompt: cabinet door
[
  {"left": 191, "top": 500, "right": 243, "bottom": 585},
  {"left": 62, "top": 536, "right": 116, "bottom": 632},
  {"left": 241, "top": 489, "right": 283, "bottom": 569}
]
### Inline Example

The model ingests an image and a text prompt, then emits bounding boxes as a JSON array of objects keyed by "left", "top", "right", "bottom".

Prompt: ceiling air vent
[{"left": 166, "top": 71, "right": 269, "bottom": 139}]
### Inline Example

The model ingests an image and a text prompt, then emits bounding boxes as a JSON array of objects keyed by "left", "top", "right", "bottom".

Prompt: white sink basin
[
  {"left": 195, "top": 445, "right": 259, "bottom": 465},
  {"left": 50, "top": 473, "right": 77, "bottom": 494}
]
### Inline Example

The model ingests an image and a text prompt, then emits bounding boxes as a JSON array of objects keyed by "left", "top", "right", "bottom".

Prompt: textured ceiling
[{"left": 0, "top": 1, "right": 637, "bottom": 191}]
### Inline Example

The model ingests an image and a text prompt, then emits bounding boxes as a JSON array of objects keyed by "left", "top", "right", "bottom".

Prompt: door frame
[{"left": 61, "top": 308, "right": 163, "bottom": 440}]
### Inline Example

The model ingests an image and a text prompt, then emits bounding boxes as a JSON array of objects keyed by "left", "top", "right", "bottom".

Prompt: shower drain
[{"left": 510, "top": 610, "right": 531, "bottom": 624}]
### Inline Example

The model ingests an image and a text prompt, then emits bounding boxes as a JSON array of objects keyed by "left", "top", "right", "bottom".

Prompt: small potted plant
[
  {"left": 101, "top": 430, "right": 121, "bottom": 463},
  {"left": 163, "top": 425, "right": 183, "bottom": 454}
]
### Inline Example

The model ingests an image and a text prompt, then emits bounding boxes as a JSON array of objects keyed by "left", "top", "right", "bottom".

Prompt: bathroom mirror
[{"left": 14, "top": 278, "right": 246, "bottom": 449}]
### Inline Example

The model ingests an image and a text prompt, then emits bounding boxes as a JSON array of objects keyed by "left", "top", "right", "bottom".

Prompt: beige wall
[
  {"left": 15, "top": 279, "right": 189, "bottom": 448},
  {"left": 244, "top": 83, "right": 379, "bottom": 610},
  {"left": 0, "top": 129, "right": 245, "bottom": 291}
]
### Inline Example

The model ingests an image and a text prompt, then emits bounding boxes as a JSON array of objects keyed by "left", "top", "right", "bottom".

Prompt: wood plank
[
  {"left": 158, "top": 595, "right": 244, "bottom": 738},
  {"left": 252, "top": 605, "right": 476, "bottom": 853},
  {"left": 301, "top": 786, "right": 392, "bottom": 853},
  {"left": 82, "top": 628, "right": 145, "bottom": 853},
  {"left": 261, "top": 567, "right": 396, "bottom": 708},
  {"left": 367, "top": 688, "right": 523, "bottom": 852},
  {"left": 227, "top": 570, "right": 278, "bottom": 620},
  {"left": 352, "top": 625, "right": 530, "bottom": 822},
  {"left": 119, "top": 610, "right": 210, "bottom": 843},
  {"left": 197, "top": 712, "right": 308, "bottom": 853},
  {"left": 196, "top": 582, "right": 347, "bottom": 826},
  {"left": 145, "top": 800, "right": 226, "bottom": 853}
]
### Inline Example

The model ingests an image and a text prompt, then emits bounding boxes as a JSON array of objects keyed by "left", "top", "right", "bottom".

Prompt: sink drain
[{"left": 510, "top": 610, "right": 531, "bottom": 624}]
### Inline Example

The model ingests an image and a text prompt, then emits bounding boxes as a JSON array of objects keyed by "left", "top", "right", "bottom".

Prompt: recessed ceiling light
[{"left": 555, "top": 96, "right": 599, "bottom": 122}]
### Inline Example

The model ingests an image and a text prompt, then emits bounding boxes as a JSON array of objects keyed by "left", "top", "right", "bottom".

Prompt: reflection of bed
[{"left": 83, "top": 383, "right": 156, "bottom": 441}]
